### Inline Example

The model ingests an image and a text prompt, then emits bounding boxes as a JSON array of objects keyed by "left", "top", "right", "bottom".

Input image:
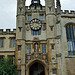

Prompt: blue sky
[{"left": 0, "top": 0, "right": 75, "bottom": 30}]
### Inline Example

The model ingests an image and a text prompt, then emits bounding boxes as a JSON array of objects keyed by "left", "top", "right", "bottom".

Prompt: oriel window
[{"left": 66, "top": 24, "right": 75, "bottom": 56}]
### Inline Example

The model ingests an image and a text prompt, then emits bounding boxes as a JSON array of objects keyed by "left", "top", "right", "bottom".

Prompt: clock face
[{"left": 30, "top": 18, "right": 42, "bottom": 30}]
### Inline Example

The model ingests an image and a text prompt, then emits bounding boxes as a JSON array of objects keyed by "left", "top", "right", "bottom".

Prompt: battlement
[
  {"left": 0, "top": 29, "right": 16, "bottom": 34},
  {"left": 25, "top": 6, "right": 45, "bottom": 10},
  {"left": 61, "top": 10, "right": 75, "bottom": 14}
]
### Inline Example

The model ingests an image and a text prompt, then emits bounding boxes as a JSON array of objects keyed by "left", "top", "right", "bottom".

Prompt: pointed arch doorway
[{"left": 27, "top": 60, "right": 47, "bottom": 75}]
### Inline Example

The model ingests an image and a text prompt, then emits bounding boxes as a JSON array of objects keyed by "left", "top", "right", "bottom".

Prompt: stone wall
[{"left": 65, "top": 58, "right": 75, "bottom": 75}]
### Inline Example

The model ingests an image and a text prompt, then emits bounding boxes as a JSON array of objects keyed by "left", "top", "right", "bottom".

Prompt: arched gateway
[
  {"left": 29, "top": 62, "right": 45, "bottom": 75},
  {"left": 27, "top": 60, "right": 48, "bottom": 75}
]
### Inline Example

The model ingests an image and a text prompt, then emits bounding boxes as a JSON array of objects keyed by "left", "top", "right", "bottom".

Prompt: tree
[{"left": 0, "top": 57, "right": 17, "bottom": 75}]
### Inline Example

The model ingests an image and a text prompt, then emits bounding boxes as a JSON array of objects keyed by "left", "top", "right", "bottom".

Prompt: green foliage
[{"left": 0, "top": 57, "right": 17, "bottom": 75}]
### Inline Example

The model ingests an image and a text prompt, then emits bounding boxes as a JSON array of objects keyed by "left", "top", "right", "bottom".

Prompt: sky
[{"left": 0, "top": 0, "right": 75, "bottom": 30}]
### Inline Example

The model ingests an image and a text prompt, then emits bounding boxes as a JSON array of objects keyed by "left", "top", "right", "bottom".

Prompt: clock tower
[{"left": 0, "top": 0, "right": 75, "bottom": 75}]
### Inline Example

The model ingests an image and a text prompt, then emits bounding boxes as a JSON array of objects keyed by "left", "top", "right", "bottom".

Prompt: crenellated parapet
[
  {"left": 61, "top": 10, "right": 75, "bottom": 14},
  {"left": 25, "top": 6, "right": 45, "bottom": 11},
  {"left": 56, "top": 9, "right": 75, "bottom": 15},
  {"left": 61, "top": 10, "right": 75, "bottom": 18},
  {"left": 0, "top": 29, "right": 16, "bottom": 34}
]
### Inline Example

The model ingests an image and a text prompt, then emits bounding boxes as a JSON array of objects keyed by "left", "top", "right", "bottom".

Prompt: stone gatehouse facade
[{"left": 0, "top": 0, "right": 75, "bottom": 75}]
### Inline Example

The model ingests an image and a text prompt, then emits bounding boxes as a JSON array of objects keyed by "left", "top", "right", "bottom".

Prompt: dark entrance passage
[{"left": 29, "top": 62, "right": 45, "bottom": 75}]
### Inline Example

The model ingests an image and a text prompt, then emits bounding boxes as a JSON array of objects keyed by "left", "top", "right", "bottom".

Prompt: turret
[
  {"left": 45, "top": 0, "right": 55, "bottom": 15},
  {"left": 16, "top": 0, "right": 26, "bottom": 75},
  {"left": 17, "top": 0, "right": 25, "bottom": 15},
  {"left": 45, "top": 0, "right": 56, "bottom": 38},
  {"left": 16, "top": 0, "right": 26, "bottom": 39},
  {"left": 56, "top": 0, "right": 61, "bottom": 14}
]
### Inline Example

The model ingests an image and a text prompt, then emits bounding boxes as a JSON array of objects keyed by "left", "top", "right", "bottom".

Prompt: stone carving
[
  {"left": 26, "top": 26, "right": 30, "bottom": 31},
  {"left": 35, "top": 44, "right": 38, "bottom": 51}
]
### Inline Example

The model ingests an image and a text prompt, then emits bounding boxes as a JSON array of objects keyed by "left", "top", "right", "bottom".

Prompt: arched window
[{"left": 66, "top": 24, "right": 75, "bottom": 56}]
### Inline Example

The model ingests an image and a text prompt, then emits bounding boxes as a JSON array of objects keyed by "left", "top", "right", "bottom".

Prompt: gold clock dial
[{"left": 30, "top": 18, "right": 42, "bottom": 30}]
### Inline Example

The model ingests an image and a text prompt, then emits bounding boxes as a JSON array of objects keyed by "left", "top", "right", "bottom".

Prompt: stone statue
[{"left": 35, "top": 43, "right": 38, "bottom": 52}]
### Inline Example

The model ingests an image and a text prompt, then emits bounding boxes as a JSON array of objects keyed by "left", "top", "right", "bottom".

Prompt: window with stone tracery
[
  {"left": 66, "top": 24, "right": 75, "bottom": 56},
  {"left": 10, "top": 39, "right": 16, "bottom": 48},
  {"left": 42, "top": 45, "right": 46, "bottom": 53},
  {"left": 27, "top": 45, "right": 31, "bottom": 54},
  {"left": 31, "top": 29, "right": 41, "bottom": 35},
  {"left": 40, "top": 14, "right": 44, "bottom": 20}
]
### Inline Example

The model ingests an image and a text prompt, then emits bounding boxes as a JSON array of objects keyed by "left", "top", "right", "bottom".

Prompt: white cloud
[{"left": 60, "top": 0, "right": 75, "bottom": 10}]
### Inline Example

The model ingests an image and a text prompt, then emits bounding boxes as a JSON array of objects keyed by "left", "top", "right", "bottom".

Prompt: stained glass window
[{"left": 66, "top": 24, "right": 75, "bottom": 56}]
